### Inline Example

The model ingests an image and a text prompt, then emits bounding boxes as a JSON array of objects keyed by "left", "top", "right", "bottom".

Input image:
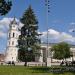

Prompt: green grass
[{"left": 0, "top": 65, "right": 74, "bottom": 75}]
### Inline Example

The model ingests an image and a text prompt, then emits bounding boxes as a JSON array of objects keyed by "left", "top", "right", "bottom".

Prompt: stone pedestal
[
  {"left": 39, "top": 56, "right": 43, "bottom": 62},
  {"left": 38, "top": 50, "right": 43, "bottom": 62},
  {"left": 47, "top": 57, "right": 51, "bottom": 67},
  {"left": 35, "top": 49, "right": 43, "bottom": 62}
]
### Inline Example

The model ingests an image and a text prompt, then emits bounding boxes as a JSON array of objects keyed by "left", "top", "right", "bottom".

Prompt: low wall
[
  {"left": 51, "top": 62, "right": 60, "bottom": 66},
  {"left": 15, "top": 62, "right": 25, "bottom": 65},
  {"left": 27, "top": 62, "right": 45, "bottom": 66},
  {"left": 15, "top": 62, "right": 45, "bottom": 66},
  {"left": 0, "top": 62, "right": 61, "bottom": 66}
]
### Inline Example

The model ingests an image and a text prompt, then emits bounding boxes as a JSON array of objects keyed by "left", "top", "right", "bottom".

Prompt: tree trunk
[
  {"left": 24, "top": 62, "right": 27, "bottom": 66},
  {"left": 72, "top": 56, "right": 73, "bottom": 62}
]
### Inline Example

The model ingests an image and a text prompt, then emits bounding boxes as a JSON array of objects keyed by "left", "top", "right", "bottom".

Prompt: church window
[
  {"left": 9, "top": 41, "right": 10, "bottom": 45},
  {"left": 12, "top": 57, "right": 13, "bottom": 59},
  {"left": 12, "top": 41, "right": 14, "bottom": 45},
  {"left": 9, "top": 33, "right": 10, "bottom": 38},
  {"left": 13, "top": 33, "right": 15, "bottom": 37},
  {"left": 13, "top": 25, "right": 15, "bottom": 27}
]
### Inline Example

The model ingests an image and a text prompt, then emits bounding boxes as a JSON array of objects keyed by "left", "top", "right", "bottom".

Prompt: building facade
[{"left": 41, "top": 43, "right": 75, "bottom": 63}]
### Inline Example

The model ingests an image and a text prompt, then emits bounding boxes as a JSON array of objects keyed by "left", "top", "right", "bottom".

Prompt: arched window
[
  {"left": 9, "top": 33, "right": 10, "bottom": 38},
  {"left": 13, "top": 33, "right": 15, "bottom": 37},
  {"left": 12, "top": 57, "right": 13, "bottom": 59},
  {"left": 12, "top": 41, "right": 14, "bottom": 45},
  {"left": 9, "top": 41, "right": 10, "bottom": 45},
  {"left": 13, "top": 25, "right": 15, "bottom": 28}
]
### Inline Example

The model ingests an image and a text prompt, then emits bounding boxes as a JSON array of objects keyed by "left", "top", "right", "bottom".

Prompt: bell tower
[{"left": 5, "top": 18, "right": 19, "bottom": 63}]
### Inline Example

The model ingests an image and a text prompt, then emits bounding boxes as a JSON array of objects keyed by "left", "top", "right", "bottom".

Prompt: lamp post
[{"left": 45, "top": 0, "right": 51, "bottom": 66}]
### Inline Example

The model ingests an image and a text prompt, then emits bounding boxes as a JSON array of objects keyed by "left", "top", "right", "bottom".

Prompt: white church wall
[{"left": 5, "top": 47, "right": 18, "bottom": 62}]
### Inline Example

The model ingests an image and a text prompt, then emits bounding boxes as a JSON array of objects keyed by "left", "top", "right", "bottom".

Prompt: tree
[
  {"left": 18, "top": 5, "right": 41, "bottom": 66},
  {"left": 51, "top": 42, "right": 71, "bottom": 60},
  {"left": 0, "top": 0, "right": 12, "bottom": 15}
]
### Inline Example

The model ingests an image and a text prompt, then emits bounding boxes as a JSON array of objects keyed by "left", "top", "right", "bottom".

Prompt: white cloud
[
  {"left": 70, "top": 22, "right": 75, "bottom": 25},
  {"left": 42, "top": 29, "right": 59, "bottom": 37},
  {"left": 58, "top": 32, "right": 75, "bottom": 42},
  {"left": 0, "top": 31, "right": 6, "bottom": 38},
  {"left": 48, "top": 29, "right": 59, "bottom": 36},
  {"left": 0, "top": 18, "right": 12, "bottom": 29},
  {"left": 40, "top": 29, "right": 75, "bottom": 44}
]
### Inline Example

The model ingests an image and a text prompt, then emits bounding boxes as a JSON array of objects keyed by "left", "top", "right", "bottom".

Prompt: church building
[{"left": 5, "top": 18, "right": 20, "bottom": 62}]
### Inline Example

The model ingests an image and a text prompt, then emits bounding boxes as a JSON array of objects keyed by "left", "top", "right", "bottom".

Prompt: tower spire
[{"left": 11, "top": 17, "right": 17, "bottom": 24}]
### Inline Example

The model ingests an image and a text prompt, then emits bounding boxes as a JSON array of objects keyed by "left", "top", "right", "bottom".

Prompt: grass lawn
[{"left": 0, "top": 65, "right": 74, "bottom": 75}]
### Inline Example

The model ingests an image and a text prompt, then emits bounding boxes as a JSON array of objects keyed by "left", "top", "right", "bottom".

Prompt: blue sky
[{"left": 0, "top": 0, "right": 75, "bottom": 53}]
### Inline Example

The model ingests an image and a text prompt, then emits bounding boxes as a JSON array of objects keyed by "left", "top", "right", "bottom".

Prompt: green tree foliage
[
  {"left": 0, "top": 0, "right": 12, "bottom": 15},
  {"left": 51, "top": 42, "right": 71, "bottom": 60},
  {"left": 18, "top": 5, "right": 41, "bottom": 65}
]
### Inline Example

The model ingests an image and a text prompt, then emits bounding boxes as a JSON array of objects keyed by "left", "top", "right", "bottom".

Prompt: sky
[{"left": 0, "top": 0, "right": 75, "bottom": 53}]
